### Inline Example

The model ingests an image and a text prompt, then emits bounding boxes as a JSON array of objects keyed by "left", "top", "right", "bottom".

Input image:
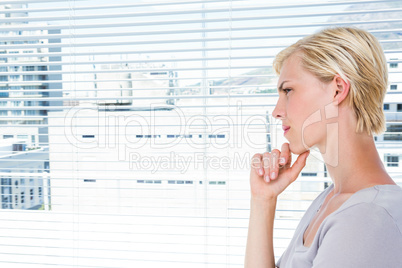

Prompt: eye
[{"left": 283, "top": 88, "right": 292, "bottom": 95}]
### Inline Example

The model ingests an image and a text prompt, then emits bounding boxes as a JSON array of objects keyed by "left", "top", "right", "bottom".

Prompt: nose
[{"left": 272, "top": 97, "right": 285, "bottom": 119}]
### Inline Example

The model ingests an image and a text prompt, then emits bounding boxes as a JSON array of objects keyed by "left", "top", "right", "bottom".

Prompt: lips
[{"left": 282, "top": 125, "right": 291, "bottom": 135}]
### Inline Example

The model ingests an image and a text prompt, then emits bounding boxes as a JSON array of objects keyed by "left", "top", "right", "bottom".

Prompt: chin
[{"left": 289, "top": 142, "right": 309, "bottom": 155}]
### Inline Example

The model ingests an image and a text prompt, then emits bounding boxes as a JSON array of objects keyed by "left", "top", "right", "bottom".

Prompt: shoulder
[
  {"left": 312, "top": 185, "right": 402, "bottom": 267},
  {"left": 335, "top": 185, "right": 402, "bottom": 231},
  {"left": 322, "top": 184, "right": 402, "bottom": 236},
  {"left": 324, "top": 202, "right": 401, "bottom": 236}
]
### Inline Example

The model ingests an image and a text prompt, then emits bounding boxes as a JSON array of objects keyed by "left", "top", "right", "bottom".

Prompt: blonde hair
[{"left": 273, "top": 27, "right": 388, "bottom": 135}]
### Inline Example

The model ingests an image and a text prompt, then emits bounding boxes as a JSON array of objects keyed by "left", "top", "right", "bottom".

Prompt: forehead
[{"left": 277, "top": 53, "right": 304, "bottom": 85}]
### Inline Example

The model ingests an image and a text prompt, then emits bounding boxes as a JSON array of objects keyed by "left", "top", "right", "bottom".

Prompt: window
[
  {"left": 82, "top": 135, "right": 95, "bottom": 138},
  {"left": 9, "top": 75, "right": 19, "bottom": 81},
  {"left": 25, "top": 110, "right": 37, "bottom": 116},
  {"left": 384, "top": 124, "right": 402, "bottom": 141},
  {"left": 13, "top": 143, "right": 26, "bottom": 151},
  {"left": 386, "top": 155, "right": 399, "bottom": 167},
  {"left": 23, "top": 75, "right": 34, "bottom": 81},
  {"left": 0, "top": 88, "right": 8, "bottom": 97},
  {"left": 12, "top": 101, "right": 22, "bottom": 107},
  {"left": 0, "top": 1, "right": 402, "bottom": 267},
  {"left": 384, "top": 104, "right": 389, "bottom": 110},
  {"left": 398, "top": 104, "right": 402, "bottom": 112},
  {"left": 387, "top": 124, "right": 402, "bottom": 133},
  {"left": 23, "top": 66, "right": 35, "bottom": 72},
  {"left": 390, "top": 84, "right": 398, "bottom": 90},
  {"left": 302, "top": 172, "right": 318, "bottom": 176}
]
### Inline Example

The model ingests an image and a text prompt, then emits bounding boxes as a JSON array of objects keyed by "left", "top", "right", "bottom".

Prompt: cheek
[
  {"left": 302, "top": 121, "right": 326, "bottom": 146},
  {"left": 287, "top": 99, "right": 313, "bottom": 129},
  {"left": 288, "top": 120, "right": 326, "bottom": 154},
  {"left": 287, "top": 98, "right": 327, "bottom": 148},
  {"left": 291, "top": 96, "right": 325, "bottom": 126}
]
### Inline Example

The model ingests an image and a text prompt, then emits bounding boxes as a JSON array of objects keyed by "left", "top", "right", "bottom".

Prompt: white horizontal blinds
[{"left": 0, "top": 0, "right": 402, "bottom": 267}]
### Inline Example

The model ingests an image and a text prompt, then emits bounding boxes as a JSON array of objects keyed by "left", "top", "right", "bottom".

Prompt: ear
[{"left": 333, "top": 74, "right": 350, "bottom": 105}]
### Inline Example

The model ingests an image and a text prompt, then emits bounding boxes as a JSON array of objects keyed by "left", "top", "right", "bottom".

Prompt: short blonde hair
[{"left": 273, "top": 27, "right": 388, "bottom": 135}]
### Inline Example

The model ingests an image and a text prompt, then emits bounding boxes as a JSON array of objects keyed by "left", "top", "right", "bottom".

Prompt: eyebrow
[{"left": 277, "top": 80, "right": 289, "bottom": 92}]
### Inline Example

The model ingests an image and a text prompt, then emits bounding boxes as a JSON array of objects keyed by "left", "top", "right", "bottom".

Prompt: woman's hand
[{"left": 250, "top": 143, "right": 310, "bottom": 200}]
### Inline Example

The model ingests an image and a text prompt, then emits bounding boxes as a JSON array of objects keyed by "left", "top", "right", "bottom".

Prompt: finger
[
  {"left": 270, "top": 149, "right": 280, "bottom": 180},
  {"left": 262, "top": 152, "right": 270, "bottom": 182},
  {"left": 280, "top": 143, "right": 291, "bottom": 167},
  {"left": 288, "top": 150, "right": 310, "bottom": 181},
  {"left": 251, "top": 153, "right": 263, "bottom": 176}
]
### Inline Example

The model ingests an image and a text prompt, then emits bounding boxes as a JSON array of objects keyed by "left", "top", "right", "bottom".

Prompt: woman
[{"left": 245, "top": 27, "right": 402, "bottom": 268}]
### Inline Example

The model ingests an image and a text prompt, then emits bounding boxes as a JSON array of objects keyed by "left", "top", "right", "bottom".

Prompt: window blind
[{"left": 0, "top": 0, "right": 401, "bottom": 267}]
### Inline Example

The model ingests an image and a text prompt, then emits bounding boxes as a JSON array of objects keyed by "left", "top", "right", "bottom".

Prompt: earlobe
[{"left": 333, "top": 75, "right": 350, "bottom": 105}]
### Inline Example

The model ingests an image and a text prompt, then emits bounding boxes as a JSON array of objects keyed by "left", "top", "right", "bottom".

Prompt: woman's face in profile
[{"left": 273, "top": 53, "right": 335, "bottom": 155}]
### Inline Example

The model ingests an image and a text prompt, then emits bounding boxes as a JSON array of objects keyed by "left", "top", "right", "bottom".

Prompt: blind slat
[
  {"left": 2, "top": 7, "right": 402, "bottom": 26},
  {"left": 1, "top": 0, "right": 397, "bottom": 15},
  {"left": 1, "top": 1, "right": 402, "bottom": 267}
]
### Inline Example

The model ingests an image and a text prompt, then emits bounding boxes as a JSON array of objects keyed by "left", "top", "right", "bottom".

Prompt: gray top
[{"left": 276, "top": 184, "right": 402, "bottom": 268}]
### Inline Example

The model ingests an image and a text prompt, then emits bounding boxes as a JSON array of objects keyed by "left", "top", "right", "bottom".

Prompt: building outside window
[
  {"left": 386, "top": 155, "right": 399, "bottom": 167},
  {"left": 0, "top": 1, "right": 401, "bottom": 267}
]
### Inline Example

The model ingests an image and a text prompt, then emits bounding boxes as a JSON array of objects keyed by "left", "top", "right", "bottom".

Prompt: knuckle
[
  {"left": 252, "top": 153, "right": 260, "bottom": 158},
  {"left": 271, "top": 149, "right": 280, "bottom": 157},
  {"left": 250, "top": 154, "right": 262, "bottom": 168}
]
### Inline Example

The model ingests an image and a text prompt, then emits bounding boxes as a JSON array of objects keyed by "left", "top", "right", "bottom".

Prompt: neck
[{"left": 317, "top": 106, "right": 394, "bottom": 194}]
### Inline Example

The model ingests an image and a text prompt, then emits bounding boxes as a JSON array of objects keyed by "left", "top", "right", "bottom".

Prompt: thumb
[{"left": 288, "top": 150, "right": 310, "bottom": 180}]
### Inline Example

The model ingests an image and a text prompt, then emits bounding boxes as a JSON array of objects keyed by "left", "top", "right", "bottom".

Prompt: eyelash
[{"left": 283, "top": 88, "right": 292, "bottom": 95}]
